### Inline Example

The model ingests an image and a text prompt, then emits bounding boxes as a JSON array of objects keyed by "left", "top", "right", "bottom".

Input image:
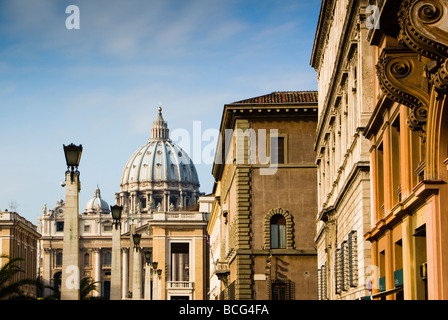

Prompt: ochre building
[{"left": 209, "top": 91, "right": 318, "bottom": 300}]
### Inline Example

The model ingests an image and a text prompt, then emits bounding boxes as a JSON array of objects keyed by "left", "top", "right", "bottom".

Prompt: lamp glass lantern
[
  {"left": 63, "top": 144, "right": 83, "bottom": 169},
  {"left": 144, "top": 251, "right": 152, "bottom": 264},
  {"left": 110, "top": 205, "right": 123, "bottom": 226},
  {"left": 133, "top": 233, "right": 142, "bottom": 248}
]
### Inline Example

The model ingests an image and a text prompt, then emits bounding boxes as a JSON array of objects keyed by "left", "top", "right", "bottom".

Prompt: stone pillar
[
  {"left": 153, "top": 267, "right": 158, "bottom": 300},
  {"left": 43, "top": 248, "right": 52, "bottom": 297},
  {"left": 122, "top": 248, "right": 129, "bottom": 299},
  {"left": 158, "top": 271, "right": 162, "bottom": 300},
  {"left": 402, "top": 215, "right": 416, "bottom": 300},
  {"left": 94, "top": 248, "right": 101, "bottom": 297},
  {"left": 128, "top": 224, "right": 135, "bottom": 294},
  {"left": 132, "top": 246, "right": 142, "bottom": 299},
  {"left": 144, "top": 263, "right": 152, "bottom": 300},
  {"left": 61, "top": 171, "right": 80, "bottom": 300},
  {"left": 111, "top": 222, "right": 122, "bottom": 300}
]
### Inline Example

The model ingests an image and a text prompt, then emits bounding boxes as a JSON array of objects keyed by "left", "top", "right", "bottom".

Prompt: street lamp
[
  {"left": 61, "top": 143, "right": 82, "bottom": 300},
  {"left": 63, "top": 143, "right": 83, "bottom": 171},
  {"left": 144, "top": 251, "right": 152, "bottom": 264},
  {"left": 133, "top": 233, "right": 142, "bottom": 249},
  {"left": 110, "top": 205, "right": 123, "bottom": 228}
]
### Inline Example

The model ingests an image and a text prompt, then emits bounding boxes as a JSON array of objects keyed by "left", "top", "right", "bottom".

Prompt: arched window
[
  {"left": 264, "top": 208, "right": 294, "bottom": 250},
  {"left": 270, "top": 214, "right": 286, "bottom": 249}
]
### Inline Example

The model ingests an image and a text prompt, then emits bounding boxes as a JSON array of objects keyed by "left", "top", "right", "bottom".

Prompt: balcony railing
[
  {"left": 167, "top": 281, "right": 195, "bottom": 290},
  {"left": 150, "top": 212, "right": 207, "bottom": 222}
]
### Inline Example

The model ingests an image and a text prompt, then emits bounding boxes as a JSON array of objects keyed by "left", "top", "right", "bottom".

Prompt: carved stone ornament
[
  {"left": 428, "top": 58, "right": 448, "bottom": 91},
  {"left": 398, "top": 0, "right": 448, "bottom": 64},
  {"left": 376, "top": 48, "right": 430, "bottom": 140}
]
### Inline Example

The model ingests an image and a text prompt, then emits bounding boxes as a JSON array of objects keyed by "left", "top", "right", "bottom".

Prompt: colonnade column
[
  {"left": 122, "top": 248, "right": 129, "bottom": 299},
  {"left": 93, "top": 248, "right": 102, "bottom": 297}
]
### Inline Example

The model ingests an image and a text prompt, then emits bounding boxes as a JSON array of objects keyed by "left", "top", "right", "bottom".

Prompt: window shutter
[
  {"left": 317, "top": 268, "right": 322, "bottom": 300},
  {"left": 342, "top": 241, "right": 349, "bottom": 291},
  {"left": 348, "top": 230, "right": 358, "bottom": 287},
  {"left": 335, "top": 249, "right": 341, "bottom": 294}
]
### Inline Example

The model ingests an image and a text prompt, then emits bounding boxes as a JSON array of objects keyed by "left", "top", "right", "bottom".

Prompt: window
[
  {"left": 377, "top": 142, "right": 385, "bottom": 218},
  {"left": 270, "top": 214, "right": 286, "bottom": 249},
  {"left": 264, "top": 208, "right": 293, "bottom": 250},
  {"left": 270, "top": 280, "right": 294, "bottom": 300},
  {"left": 272, "top": 282, "right": 287, "bottom": 300},
  {"left": 171, "top": 243, "right": 189, "bottom": 281},
  {"left": 271, "top": 137, "right": 285, "bottom": 164},
  {"left": 391, "top": 116, "right": 401, "bottom": 204},
  {"left": 84, "top": 253, "right": 90, "bottom": 267},
  {"left": 56, "top": 221, "right": 64, "bottom": 232},
  {"left": 56, "top": 252, "right": 63, "bottom": 267},
  {"left": 104, "top": 252, "right": 111, "bottom": 266}
]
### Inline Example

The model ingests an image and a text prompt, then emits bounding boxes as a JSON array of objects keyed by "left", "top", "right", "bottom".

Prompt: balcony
[
  {"left": 167, "top": 281, "right": 194, "bottom": 289},
  {"left": 150, "top": 212, "right": 208, "bottom": 222},
  {"left": 214, "top": 261, "right": 230, "bottom": 281}
]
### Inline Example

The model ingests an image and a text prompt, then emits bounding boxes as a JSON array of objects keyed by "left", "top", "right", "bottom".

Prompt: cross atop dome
[{"left": 151, "top": 106, "right": 169, "bottom": 140}]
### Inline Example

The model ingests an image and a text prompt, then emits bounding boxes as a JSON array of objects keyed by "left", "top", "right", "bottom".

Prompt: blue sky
[{"left": 0, "top": 0, "right": 321, "bottom": 224}]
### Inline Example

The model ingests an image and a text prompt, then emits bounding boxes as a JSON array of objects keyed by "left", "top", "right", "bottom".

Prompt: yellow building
[
  {"left": 209, "top": 91, "right": 318, "bottom": 300},
  {"left": 0, "top": 210, "right": 40, "bottom": 298},
  {"left": 363, "top": 0, "right": 448, "bottom": 299}
]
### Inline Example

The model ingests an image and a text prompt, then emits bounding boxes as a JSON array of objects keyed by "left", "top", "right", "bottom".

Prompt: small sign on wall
[{"left": 254, "top": 274, "right": 267, "bottom": 281}]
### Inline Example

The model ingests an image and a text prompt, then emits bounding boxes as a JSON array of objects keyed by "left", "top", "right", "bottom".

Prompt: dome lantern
[{"left": 151, "top": 106, "right": 169, "bottom": 140}]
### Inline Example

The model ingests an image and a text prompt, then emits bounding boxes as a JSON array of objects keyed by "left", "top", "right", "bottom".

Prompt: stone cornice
[
  {"left": 313, "top": 0, "right": 362, "bottom": 151},
  {"left": 310, "top": 0, "right": 336, "bottom": 70}
]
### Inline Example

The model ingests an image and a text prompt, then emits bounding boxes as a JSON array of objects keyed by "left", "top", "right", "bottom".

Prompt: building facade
[
  {"left": 209, "top": 91, "right": 318, "bottom": 300},
  {"left": 0, "top": 210, "right": 40, "bottom": 298},
  {"left": 39, "top": 108, "right": 210, "bottom": 300},
  {"left": 310, "top": 0, "right": 374, "bottom": 300},
  {"left": 363, "top": 0, "right": 448, "bottom": 300}
]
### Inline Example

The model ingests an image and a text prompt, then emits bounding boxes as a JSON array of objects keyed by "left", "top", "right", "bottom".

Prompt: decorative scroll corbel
[
  {"left": 398, "top": 0, "right": 448, "bottom": 64},
  {"left": 398, "top": 0, "right": 448, "bottom": 95},
  {"left": 376, "top": 48, "right": 430, "bottom": 141}
]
